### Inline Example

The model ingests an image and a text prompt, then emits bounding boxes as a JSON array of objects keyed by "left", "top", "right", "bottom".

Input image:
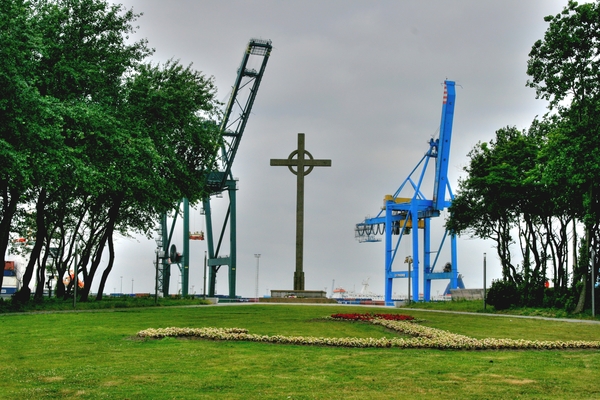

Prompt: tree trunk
[
  {"left": 572, "top": 218, "right": 577, "bottom": 285},
  {"left": 80, "top": 198, "right": 120, "bottom": 301},
  {"left": 573, "top": 225, "right": 590, "bottom": 314},
  {"left": 96, "top": 229, "right": 116, "bottom": 301},
  {"left": 574, "top": 273, "right": 587, "bottom": 314},
  {"left": 34, "top": 252, "right": 47, "bottom": 300},
  {"left": 15, "top": 189, "right": 46, "bottom": 303},
  {"left": 0, "top": 187, "right": 20, "bottom": 293}
]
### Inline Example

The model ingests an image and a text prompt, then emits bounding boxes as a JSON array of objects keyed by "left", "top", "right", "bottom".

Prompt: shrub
[{"left": 486, "top": 279, "right": 520, "bottom": 310}]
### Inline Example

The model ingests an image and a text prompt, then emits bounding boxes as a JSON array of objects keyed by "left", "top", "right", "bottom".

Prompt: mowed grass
[{"left": 1, "top": 304, "right": 599, "bottom": 399}]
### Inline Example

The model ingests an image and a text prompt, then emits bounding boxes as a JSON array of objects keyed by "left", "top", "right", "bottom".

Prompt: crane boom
[
  {"left": 432, "top": 81, "right": 456, "bottom": 210},
  {"left": 206, "top": 38, "right": 273, "bottom": 194}
]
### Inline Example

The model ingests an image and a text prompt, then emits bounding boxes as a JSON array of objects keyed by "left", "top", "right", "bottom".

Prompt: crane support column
[
  {"left": 203, "top": 197, "right": 217, "bottom": 297},
  {"left": 451, "top": 231, "right": 458, "bottom": 288},
  {"left": 384, "top": 202, "right": 393, "bottom": 303},
  {"left": 411, "top": 207, "right": 419, "bottom": 302},
  {"left": 227, "top": 179, "right": 237, "bottom": 298},
  {"left": 423, "top": 216, "right": 431, "bottom": 301},
  {"left": 182, "top": 198, "right": 189, "bottom": 297}
]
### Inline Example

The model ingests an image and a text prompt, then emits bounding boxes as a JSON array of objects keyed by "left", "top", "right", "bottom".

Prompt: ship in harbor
[{"left": 331, "top": 278, "right": 386, "bottom": 305}]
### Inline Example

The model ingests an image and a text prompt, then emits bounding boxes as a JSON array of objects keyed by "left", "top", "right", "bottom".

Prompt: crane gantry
[
  {"left": 202, "top": 38, "right": 273, "bottom": 298},
  {"left": 156, "top": 39, "right": 272, "bottom": 298},
  {"left": 355, "top": 80, "right": 460, "bottom": 305}
]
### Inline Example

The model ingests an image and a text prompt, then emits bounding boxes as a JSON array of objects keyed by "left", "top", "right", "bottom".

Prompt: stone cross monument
[{"left": 270, "top": 133, "right": 331, "bottom": 291}]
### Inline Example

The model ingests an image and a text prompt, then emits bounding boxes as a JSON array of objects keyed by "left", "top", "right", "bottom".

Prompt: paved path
[
  {"left": 400, "top": 307, "right": 600, "bottom": 324},
  {"left": 2, "top": 301, "right": 600, "bottom": 325},
  {"left": 212, "top": 302, "right": 600, "bottom": 324}
]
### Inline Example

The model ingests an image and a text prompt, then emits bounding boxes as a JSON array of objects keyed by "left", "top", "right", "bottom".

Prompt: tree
[
  {"left": 527, "top": 0, "right": 600, "bottom": 312},
  {"left": 448, "top": 127, "right": 540, "bottom": 284},
  {"left": 0, "top": 0, "right": 66, "bottom": 296},
  {"left": 3, "top": 0, "right": 221, "bottom": 301},
  {"left": 11, "top": 0, "right": 152, "bottom": 301},
  {"left": 90, "top": 60, "right": 221, "bottom": 301}
]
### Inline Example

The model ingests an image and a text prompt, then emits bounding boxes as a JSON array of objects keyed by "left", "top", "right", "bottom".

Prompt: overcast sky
[{"left": 80, "top": 0, "right": 570, "bottom": 297}]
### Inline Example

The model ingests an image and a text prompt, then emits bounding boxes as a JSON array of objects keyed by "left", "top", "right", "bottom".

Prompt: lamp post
[
  {"left": 155, "top": 250, "right": 159, "bottom": 304},
  {"left": 404, "top": 256, "right": 413, "bottom": 303},
  {"left": 120, "top": 276, "right": 123, "bottom": 295},
  {"left": 591, "top": 248, "right": 595, "bottom": 318},
  {"left": 73, "top": 239, "right": 78, "bottom": 309},
  {"left": 131, "top": 279, "right": 134, "bottom": 296},
  {"left": 254, "top": 254, "right": 261, "bottom": 301},
  {"left": 483, "top": 253, "right": 487, "bottom": 311}
]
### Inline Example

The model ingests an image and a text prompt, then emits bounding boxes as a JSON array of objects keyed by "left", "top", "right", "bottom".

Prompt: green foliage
[
  {"left": 122, "top": 59, "right": 222, "bottom": 205},
  {"left": 527, "top": 0, "right": 600, "bottom": 110},
  {"left": 527, "top": 1, "right": 600, "bottom": 265},
  {"left": 447, "top": 126, "right": 546, "bottom": 284},
  {"left": 0, "top": 0, "right": 223, "bottom": 298},
  {"left": 518, "top": 268, "right": 547, "bottom": 308},
  {"left": 450, "top": 1, "right": 600, "bottom": 314},
  {"left": 486, "top": 279, "right": 520, "bottom": 310}
]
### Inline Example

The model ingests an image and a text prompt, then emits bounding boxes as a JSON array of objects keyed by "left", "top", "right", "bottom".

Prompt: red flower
[{"left": 330, "top": 313, "right": 414, "bottom": 321}]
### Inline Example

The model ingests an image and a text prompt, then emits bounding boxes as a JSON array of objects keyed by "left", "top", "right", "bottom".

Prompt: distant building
[{"left": 2, "top": 261, "right": 20, "bottom": 297}]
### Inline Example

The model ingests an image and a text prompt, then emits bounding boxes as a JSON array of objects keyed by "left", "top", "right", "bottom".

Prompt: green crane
[
  {"left": 203, "top": 38, "right": 273, "bottom": 298},
  {"left": 155, "top": 39, "right": 272, "bottom": 299}
]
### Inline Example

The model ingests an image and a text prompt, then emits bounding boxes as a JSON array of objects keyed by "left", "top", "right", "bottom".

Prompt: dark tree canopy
[
  {"left": 448, "top": 1, "right": 600, "bottom": 312},
  {"left": 0, "top": 0, "right": 222, "bottom": 301},
  {"left": 527, "top": 1, "right": 600, "bottom": 312}
]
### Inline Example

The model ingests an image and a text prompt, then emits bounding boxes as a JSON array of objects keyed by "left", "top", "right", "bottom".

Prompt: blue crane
[
  {"left": 156, "top": 39, "right": 272, "bottom": 298},
  {"left": 355, "top": 81, "right": 461, "bottom": 305}
]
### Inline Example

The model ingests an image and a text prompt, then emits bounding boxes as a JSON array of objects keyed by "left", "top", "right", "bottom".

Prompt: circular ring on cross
[{"left": 287, "top": 150, "right": 315, "bottom": 176}]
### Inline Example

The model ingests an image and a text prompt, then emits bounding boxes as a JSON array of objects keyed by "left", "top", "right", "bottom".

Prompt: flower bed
[
  {"left": 136, "top": 316, "right": 600, "bottom": 350},
  {"left": 330, "top": 313, "right": 415, "bottom": 321}
]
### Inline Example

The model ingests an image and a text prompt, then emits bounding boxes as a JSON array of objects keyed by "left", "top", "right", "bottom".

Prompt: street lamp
[
  {"left": 404, "top": 255, "right": 413, "bottom": 303},
  {"left": 254, "top": 254, "right": 261, "bottom": 301},
  {"left": 120, "top": 276, "right": 123, "bottom": 294},
  {"left": 591, "top": 248, "right": 595, "bottom": 318},
  {"left": 483, "top": 253, "right": 487, "bottom": 311}
]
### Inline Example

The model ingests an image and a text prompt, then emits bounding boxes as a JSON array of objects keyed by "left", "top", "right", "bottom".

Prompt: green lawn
[{"left": 1, "top": 304, "right": 599, "bottom": 399}]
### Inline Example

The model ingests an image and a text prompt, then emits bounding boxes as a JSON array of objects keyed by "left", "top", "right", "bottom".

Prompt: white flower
[{"left": 136, "top": 319, "right": 600, "bottom": 350}]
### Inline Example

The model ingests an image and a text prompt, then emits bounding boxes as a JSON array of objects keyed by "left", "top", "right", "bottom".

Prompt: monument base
[
  {"left": 293, "top": 271, "right": 305, "bottom": 291},
  {"left": 270, "top": 289, "right": 327, "bottom": 299}
]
